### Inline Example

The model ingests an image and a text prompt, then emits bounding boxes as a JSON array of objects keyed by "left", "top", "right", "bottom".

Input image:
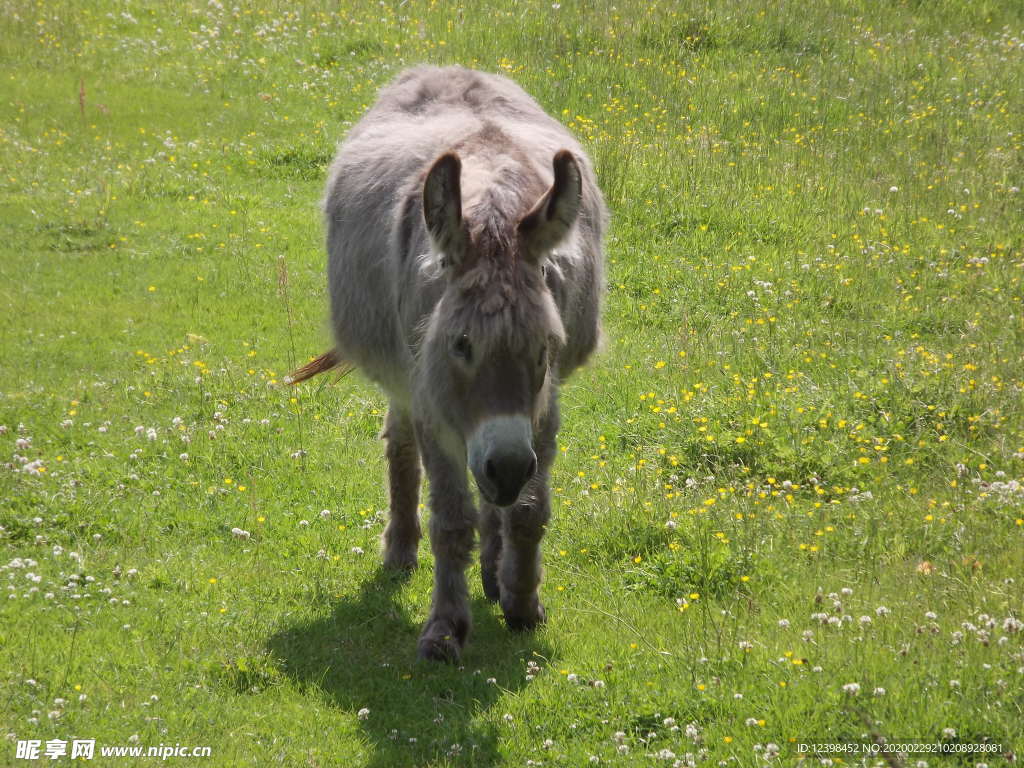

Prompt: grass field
[{"left": 2, "top": 0, "right": 1023, "bottom": 765}]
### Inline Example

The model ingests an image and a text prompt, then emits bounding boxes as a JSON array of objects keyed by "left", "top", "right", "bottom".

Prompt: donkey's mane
[{"left": 458, "top": 123, "right": 546, "bottom": 265}]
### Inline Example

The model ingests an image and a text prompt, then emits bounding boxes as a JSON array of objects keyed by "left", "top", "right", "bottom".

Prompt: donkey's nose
[
  {"left": 485, "top": 448, "right": 537, "bottom": 507},
  {"left": 468, "top": 415, "right": 537, "bottom": 507}
]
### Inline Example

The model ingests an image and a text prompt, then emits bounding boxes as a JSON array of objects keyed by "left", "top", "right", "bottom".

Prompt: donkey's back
[{"left": 323, "top": 66, "right": 600, "bottom": 401}]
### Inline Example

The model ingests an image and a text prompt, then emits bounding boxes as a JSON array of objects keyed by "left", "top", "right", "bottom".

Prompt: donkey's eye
[{"left": 452, "top": 334, "right": 473, "bottom": 362}]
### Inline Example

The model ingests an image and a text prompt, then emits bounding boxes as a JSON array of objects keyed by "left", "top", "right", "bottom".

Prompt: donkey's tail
[{"left": 285, "top": 350, "right": 354, "bottom": 385}]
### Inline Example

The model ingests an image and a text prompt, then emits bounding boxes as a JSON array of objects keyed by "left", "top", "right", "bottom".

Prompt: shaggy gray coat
[{"left": 314, "top": 65, "right": 606, "bottom": 662}]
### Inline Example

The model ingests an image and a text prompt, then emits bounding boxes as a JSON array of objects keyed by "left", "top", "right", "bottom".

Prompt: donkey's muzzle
[{"left": 468, "top": 416, "right": 537, "bottom": 508}]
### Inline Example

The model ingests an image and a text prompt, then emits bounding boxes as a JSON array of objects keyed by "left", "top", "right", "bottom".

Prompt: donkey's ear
[
  {"left": 423, "top": 153, "right": 467, "bottom": 266},
  {"left": 518, "top": 150, "right": 582, "bottom": 256}
]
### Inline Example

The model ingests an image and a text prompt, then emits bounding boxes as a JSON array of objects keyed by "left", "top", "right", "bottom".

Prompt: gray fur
[{"left": 322, "top": 65, "right": 606, "bottom": 662}]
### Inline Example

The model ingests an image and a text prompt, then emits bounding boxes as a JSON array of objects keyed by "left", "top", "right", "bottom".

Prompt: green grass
[{"left": 2, "top": 0, "right": 1023, "bottom": 765}]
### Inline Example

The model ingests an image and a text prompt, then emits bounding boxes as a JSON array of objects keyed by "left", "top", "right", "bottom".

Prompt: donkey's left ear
[{"left": 519, "top": 150, "right": 582, "bottom": 256}]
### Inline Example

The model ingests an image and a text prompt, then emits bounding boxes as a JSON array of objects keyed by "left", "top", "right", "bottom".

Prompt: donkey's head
[{"left": 419, "top": 150, "right": 582, "bottom": 507}]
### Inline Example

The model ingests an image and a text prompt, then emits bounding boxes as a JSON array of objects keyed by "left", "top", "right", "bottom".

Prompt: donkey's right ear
[
  {"left": 518, "top": 150, "right": 582, "bottom": 258},
  {"left": 423, "top": 153, "right": 468, "bottom": 268}
]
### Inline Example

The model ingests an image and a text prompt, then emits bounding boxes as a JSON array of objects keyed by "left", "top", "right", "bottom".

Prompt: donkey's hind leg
[
  {"left": 381, "top": 407, "right": 421, "bottom": 570},
  {"left": 479, "top": 504, "right": 503, "bottom": 603}
]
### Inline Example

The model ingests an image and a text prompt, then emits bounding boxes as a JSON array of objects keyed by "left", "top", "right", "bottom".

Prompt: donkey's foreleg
[
  {"left": 498, "top": 409, "right": 557, "bottom": 632},
  {"left": 381, "top": 408, "right": 421, "bottom": 570},
  {"left": 498, "top": 479, "right": 551, "bottom": 631},
  {"left": 417, "top": 434, "right": 477, "bottom": 663}
]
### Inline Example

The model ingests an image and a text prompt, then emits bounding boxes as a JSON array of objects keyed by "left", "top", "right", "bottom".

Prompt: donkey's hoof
[
  {"left": 503, "top": 601, "right": 546, "bottom": 632},
  {"left": 481, "top": 569, "right": 501, "bottom": 603},
  {"left": 382, "top": 529, "right": 420, "bottom": 572},
  {"left": 383, "top": 549, "right": 418, "bottom": 572},
  {"left": 417, "top": 634, "right": 462, "bottom": 664},
  {"left": 417, "top": 617, "right": 468, "bottom": 663}
]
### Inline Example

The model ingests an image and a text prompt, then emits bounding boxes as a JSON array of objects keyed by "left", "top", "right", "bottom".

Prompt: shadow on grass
[{"left": 268, "top": 567, "right": 553, "bottom": 767}]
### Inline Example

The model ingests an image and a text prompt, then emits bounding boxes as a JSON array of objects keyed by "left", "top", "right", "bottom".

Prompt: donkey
[{"left": 290, "top": 66, "right": 606, "bottom": 662}]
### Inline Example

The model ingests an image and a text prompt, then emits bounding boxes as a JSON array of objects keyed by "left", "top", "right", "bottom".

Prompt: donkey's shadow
[{"left": 267, "top": 568, "right": 552, "bottom": 767}]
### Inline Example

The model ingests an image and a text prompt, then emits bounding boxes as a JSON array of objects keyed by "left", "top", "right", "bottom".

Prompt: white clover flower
[
  {"left": 842, "top": 682, "right": 861, "bottom": 695},
  {"left": 230, "top": 527, "right": 250, "bottom": 540},
  {"left": 778, "top": 619, "right": 790, "bottom": 629},
  {"left": 357, "top": 707, "right": 370, "bottom": 720},
  {"left": 873, "top": 687, "right": 886, "bottom": 696}
]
